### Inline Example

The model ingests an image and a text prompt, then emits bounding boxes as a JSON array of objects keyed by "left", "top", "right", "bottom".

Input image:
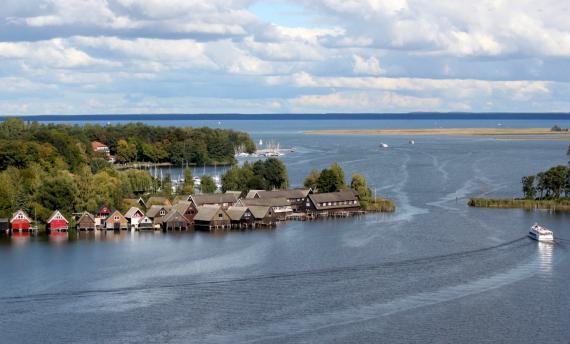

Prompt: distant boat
[
  {"left": 259, "top": 139, "right": 263, "bottom": 146},
  {"left": 380, "top": 143, "right": 389, "bottom": 148},
  {"left": 529, "top": 223, "right": 554, "bottom": 242},
  {"left": 409, "top": 140, "right": 415, "bottom": 145}
]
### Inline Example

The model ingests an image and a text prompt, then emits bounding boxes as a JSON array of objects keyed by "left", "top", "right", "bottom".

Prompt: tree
[
  {"left": 252, "top": 158, "right": 288, "bottom": 190},
  {"left": 317, "top": 169, "right": 343, "bottom": 193},
  {"left": 545, "top": 165, "right": 567, "bottom": 198},
  {"left": 303, "top": 169, "right": 320, "bottom": 190},
  {"left": 200, "top": 175, "right": 217, "bottom": 193},
  {"left": 91, "top": 158, "right": 111, "bottom": 174},
  {"left": 521, "top": 175, "right": 537, "bottom": 199},
  {"left": 330, "top": 162, "right": 346, "bottom": 189},
  {"left": 34, "top": 175, "right": 79, "bottom": 219},
  {"left": 162, "top": 174, "right": 173, "bottom": 196},
  {"left": 351, "top": 173, "right": 372, "bottom": 200},
  {"left": 116, "top": 139, "right": 137, "bottom": 163},
  {"left": 180, "top": 168, "right": 195, "bottom": 195}
]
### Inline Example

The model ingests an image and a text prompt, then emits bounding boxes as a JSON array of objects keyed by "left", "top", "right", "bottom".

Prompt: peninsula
[{"left": 305, "top": 128, "right": 570, "bottom": 138}]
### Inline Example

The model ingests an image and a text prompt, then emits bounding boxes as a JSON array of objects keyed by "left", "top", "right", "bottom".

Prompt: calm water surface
[{"left": 1, "top": 119, "right": 570, "bottom": 343}]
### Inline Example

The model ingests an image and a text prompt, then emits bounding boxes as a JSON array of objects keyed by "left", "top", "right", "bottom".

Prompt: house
[
  {"left": 247, "top": 206, "right": 277, "bottom": 227},
  {"left": 124, "top": 207, "right": 145, "bottom": 229},
  {"left": 237, "top": 197, "right": 293, "bottom": 220},
  {"left": 76, "top": 212, "right": 96, "bottom": 231},
  {"left": 174, "top": 201, "right": 197, "bottom": 223},
  {"left": 46, "top": 210, "right": 69, "bottom": 232},
  {"left": 162, "top": 210, "right": 191, "bottom": 231},
  {"left": 91, "top": 141, "right": 110, "bottom": 157},
  {"left": 104, "top": 210, "right": 129, "bottom": 230},
  {"left": 145, "top": 196, "right": 172, "bottom": 207},
  {"left": 187, "top": 193, "right": 238, "bottom": 209},
  {"left": 193, "top": 206, "right": 231, "bottom": 230},
  {"left": 246, "top": 189, "right": 312, "bottom": 211},
  {"left": 138, "top": 216, "right": 154, "bottom": 230},
  {"left": 0, "top": 218, "right": 10, "bottom": 233},
  {"left": 95, "top": 205, "right": 112, "bottom": 229},
  {"left": 10, "top": 209, "right": 31, "bottom": 232},
  {"left": 302, "top": 190, "right": 361, "bottom": 215},
  {"left": 225, "top": 206, "right": 255, "bottom": 229},
  {"left": 146, "top": 205, "right": 172, "bottom": 229}
]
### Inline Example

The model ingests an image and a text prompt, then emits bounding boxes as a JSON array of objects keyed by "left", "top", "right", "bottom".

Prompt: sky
[{"left": 1, "top": 0, "right": 570, "bottom": 115}]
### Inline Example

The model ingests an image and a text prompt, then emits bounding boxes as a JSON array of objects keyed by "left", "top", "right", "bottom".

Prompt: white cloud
[{"left": 352, "top": 55, "right": 384, "bottom": 75}]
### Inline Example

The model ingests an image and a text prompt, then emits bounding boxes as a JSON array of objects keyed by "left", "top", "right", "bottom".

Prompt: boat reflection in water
[
  {"left": 537, "top": 241, "right": 554, "bottom": 274},
  {"left": 48, "top": 231, "right": 69, "bottom": 245}
]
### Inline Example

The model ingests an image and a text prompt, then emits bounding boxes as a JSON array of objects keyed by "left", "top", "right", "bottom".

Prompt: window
[
  {"left": 218, "top": 213, "right": 223, "bottom": 218},
  {"left": 114, "top": 216, "right": 119, "bottom": 220},
  {"left": 160, "top": 210, "right": 165, "bottom": 216}
]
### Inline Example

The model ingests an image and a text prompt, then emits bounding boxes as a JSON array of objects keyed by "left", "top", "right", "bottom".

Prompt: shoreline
[
  {"left": 305, "top": 128, "right": 570, "bottom": 137},
  {"left": 468, "top": 198, "right": 570, "bottom": 211}
]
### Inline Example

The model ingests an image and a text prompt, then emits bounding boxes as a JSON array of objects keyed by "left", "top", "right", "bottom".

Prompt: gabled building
[
  {"left": 246, "top": 189, "right": 312, "bottom": 210},
  {"left": 138, "top": 216, "right": 154, "bottom": 230},
  {"left": 237, "top": 197, "right": 293, "bottom": 220},
  {"left": 10, "top": 209, "right": 32, "bottom": 232},
  {"left": 104, "top": 210, "right": 129, "bottom": 230},
  {"left": 124, "top": 207, "right": 145, "bottom": 229},
  {"left": 46, "top": 210, "right": 69, "bottom": 232},
  {"left": 247, "top": 206, "right": 277, "bottom": 227},
  {"left": 187, "top": 193, "right": 238, "bottom": 209},
  {"left": 95, "top": 205, "right": 112, "bottom": 229},
  {"left": 225, "top": 206, "right": 255, "bottom": 229},
  {"left": 76, "top": 212, "right": 96, "bottom": 231},
  {"left": 302, "top": 190, "right": 361, "bottom": 215},
  {"left": 162, "top": 210, "right": 191, "bottom": 231},
  {"left": 193, "top": 206, "right": 231, "bottom": 230},
  {"left": 174, "top": 201, "right": 197, "bottom": 223},
  {"left": 146, "top": 205, "right": 172, "bottom": 228},
  {"left": 91, "top": 141, "right": 110, "bottom": 157}
]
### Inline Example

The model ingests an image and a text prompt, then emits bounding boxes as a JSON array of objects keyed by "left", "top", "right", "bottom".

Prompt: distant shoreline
[{"left": 305, "top": 128, "right": 570, "bottom": 137}]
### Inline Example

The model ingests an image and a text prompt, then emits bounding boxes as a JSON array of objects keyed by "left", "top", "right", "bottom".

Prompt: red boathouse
[
  {"left": 47, "top": 210, "right": 69, "bottom": 232},
  {"left": 10, "top": 209, "right": 32, "bottom": 232}
]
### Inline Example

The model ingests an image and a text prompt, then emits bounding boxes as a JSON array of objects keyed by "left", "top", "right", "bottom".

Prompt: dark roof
[
  {"left": 174, "top": 201, "right": 194, "bottom": 213},
  {"left": 78, "top": 212, "right": 95, "bottom": 222},
  {"left": 194, "top": 206, "right": 226, "bottom": 222},
  {"left": 239, "top": 197, "right": 291, "bottom": 207},
  {"left": 0, "top": 218, "right": 9, "bottom": 223},
  {"left": 308, "top": 190, "right": 360, "bottom": 210},
  {"left": 247, "top": 205, "right": 272, "bottom": 219},
  {"left": 190, "top": 193, "right": 238, "bottom": 206},
  {"left": 146, "top": 205, "right": 172, "bottom": 218},
  {"left": 255, "top": 189, "right": 311, "bottom": 199},
  {"left": 162, "top": 210, "right": 190, "bottom": 224}
]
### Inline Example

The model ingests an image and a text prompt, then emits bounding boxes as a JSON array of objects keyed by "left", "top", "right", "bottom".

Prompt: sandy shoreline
[{"left": 305, "top": 128, "right": 570, "bottom": 137}]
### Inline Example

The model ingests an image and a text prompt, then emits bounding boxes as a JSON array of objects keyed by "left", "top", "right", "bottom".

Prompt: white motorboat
[
  {"left": 380, "top": 143, "right": 389, "bottom": 148},
  {"left": 529, "top": 223, "right": 554, "bottom": 242}
]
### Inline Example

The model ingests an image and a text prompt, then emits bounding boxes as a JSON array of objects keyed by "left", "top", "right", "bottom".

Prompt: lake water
[{"left": 1, "top": 117, "right": 570, "bottom": 343}]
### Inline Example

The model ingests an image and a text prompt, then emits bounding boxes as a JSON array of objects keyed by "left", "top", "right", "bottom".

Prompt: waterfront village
[{"left": 1, "top": 139, "right": 395, "bottom": 235}]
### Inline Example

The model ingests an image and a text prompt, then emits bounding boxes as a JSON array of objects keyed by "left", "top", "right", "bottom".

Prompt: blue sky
[{"left": 1, "top": 0, "right": 570, "bottom": 115}]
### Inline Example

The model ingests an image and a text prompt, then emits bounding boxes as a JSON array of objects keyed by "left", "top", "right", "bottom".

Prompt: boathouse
[
  {"left": 104, "top": 210, "right": 129, "bottom": 230},
  {"left": 248, "top": 206, "right": 277, "bottom": 227},
  {"left": 146, "top": 205, "right": 172, "bottom": 229},
  {"left": 188, "top": 193, "right": 238, "bottom": 209},
  {"left": 237, "top": 197, "right": 293, "bottom": 220},
  {"left": 124, "top": 207, "right": 145, "bottom": 230},
  {"left": 95, "top": 205, "right": 112, "bottom": 229},
  {"left": 193, "top": 206, "right": 231, "bottom": 230},
  {"left": 162, "top": 210, "right": 191, "bottom": 231},
  {"left": 76, "top": 212, "right": 96, "bottom": 231},
  {"left": 174, "top": 201, "right": 197, "bottom": 223},
  {"left": 138, "top": 216, "right": 154, "bottom": 230},
  {"left": 226, "top": 206, "right": 255, "bottom": 229},
  {"left": 10, "top": 209, "right": 31, "bottom": 232},
  {"left": 46, "top": 210, "right": 69, "bottom": 232},
  {"left": 246, "top": 189, "right": 312, "bottom": 211},
  {"left": 0, "top": 218, "right": 9, "bottom": 233},
  {"left": 302, "top": 190, "right": 361, "bottom": 216}
]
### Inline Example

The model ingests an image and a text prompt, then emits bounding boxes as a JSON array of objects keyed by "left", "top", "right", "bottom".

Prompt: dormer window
[
  {"left": 160, "top": 210, "right": 165, "bottom": 216},
  {"left": 114, "top": 216, "right": 119, "bottom": 221}
]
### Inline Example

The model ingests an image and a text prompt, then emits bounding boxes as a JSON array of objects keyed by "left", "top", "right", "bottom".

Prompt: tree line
[{"left": 521, "top": 165, "right": 570, "bottom": 199}]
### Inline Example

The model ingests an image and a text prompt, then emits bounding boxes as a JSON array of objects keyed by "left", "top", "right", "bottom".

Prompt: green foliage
[
  {"left": 525, "top": 165, "right": 569, "bottom": 199},
  {"left": 521, "top": 175, "right": 536, "bottom": 199},
  {"left": 35, "top": 175, "right": 79, "bottom": 220},
  {"left": 221, "top": 159, "right": 289, "bottom": 193},
  {"left": 180, "top": 168, "right": 195, "bottom": 195},
  {"left": 200, "top": 175, "right": 217, "bottom": 193},
  {"left": 330, "top": 162, "right": 346, "bottom": 189},
  {"left": 116, "top": 139, "right": 137, "bottom": 163},
  {"left": 351, "top": 173, "right": 372, "bottom": 200},
  {"left": 303, "top": 169, "right": 320, "bottom": 190},
  {"left": 317, "top": 169, "right": 342, "bottom": 193}
]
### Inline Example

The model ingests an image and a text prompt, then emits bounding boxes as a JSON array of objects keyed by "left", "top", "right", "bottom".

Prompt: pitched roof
[
  {"left": 255, "top": 189, "right": 311, "bottom": 199},
  {"left": 146, "top": 205, "right": 172, "bottom": 218},
  {"left": 246, "top": 190, "right": 264, "bottom": 198},
  {"left": 125, "top": 207, "right": 144, "bottom": 218},
  {"left": 225, "top": 206, "right": 249, "bottom": 221},
  {"left": 162, "top": 210, "right": 190, "bottom": 224},
  {"left": 97, "top": 205, "right": 112, "bottom": 215},
  {"left": 47, "top": 210, "right": 68, "bottom": 224},
  {"left": 174, "top": 201, "right": 193, "bottom": 213},
  {"left": 189, "top": 193, "right": 238, "bottom": 206},
  {"left": 247, "top": 205, "right": 272, "bottom": 219},
  {"left": 91, "top": 141, "right": 108, "bottom": 150},
  {"left": 224, "top": 190, "right": 242, "bottom": 197},
  {"left": 78, "top": 212, "right": 95, "bottom": 223},
  {"left": 194, "top": 206, "right": 225, "bottom": 222},
  {"left": 10, "top": 209, "right": 31, "bottom": 223},
  {"left": 308, "top": 190, "right": 360, "bottom": 210},
  {"left": 238, "top": 197, "right": 291, "bottom": 207}
]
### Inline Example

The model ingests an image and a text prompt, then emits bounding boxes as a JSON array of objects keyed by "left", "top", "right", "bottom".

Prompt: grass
[
  {"left": 468, "top": 198, "right": 570, "bottom": 211},
  {"left": 363, "top": 198, "right": 396, "bottom": 213}
]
